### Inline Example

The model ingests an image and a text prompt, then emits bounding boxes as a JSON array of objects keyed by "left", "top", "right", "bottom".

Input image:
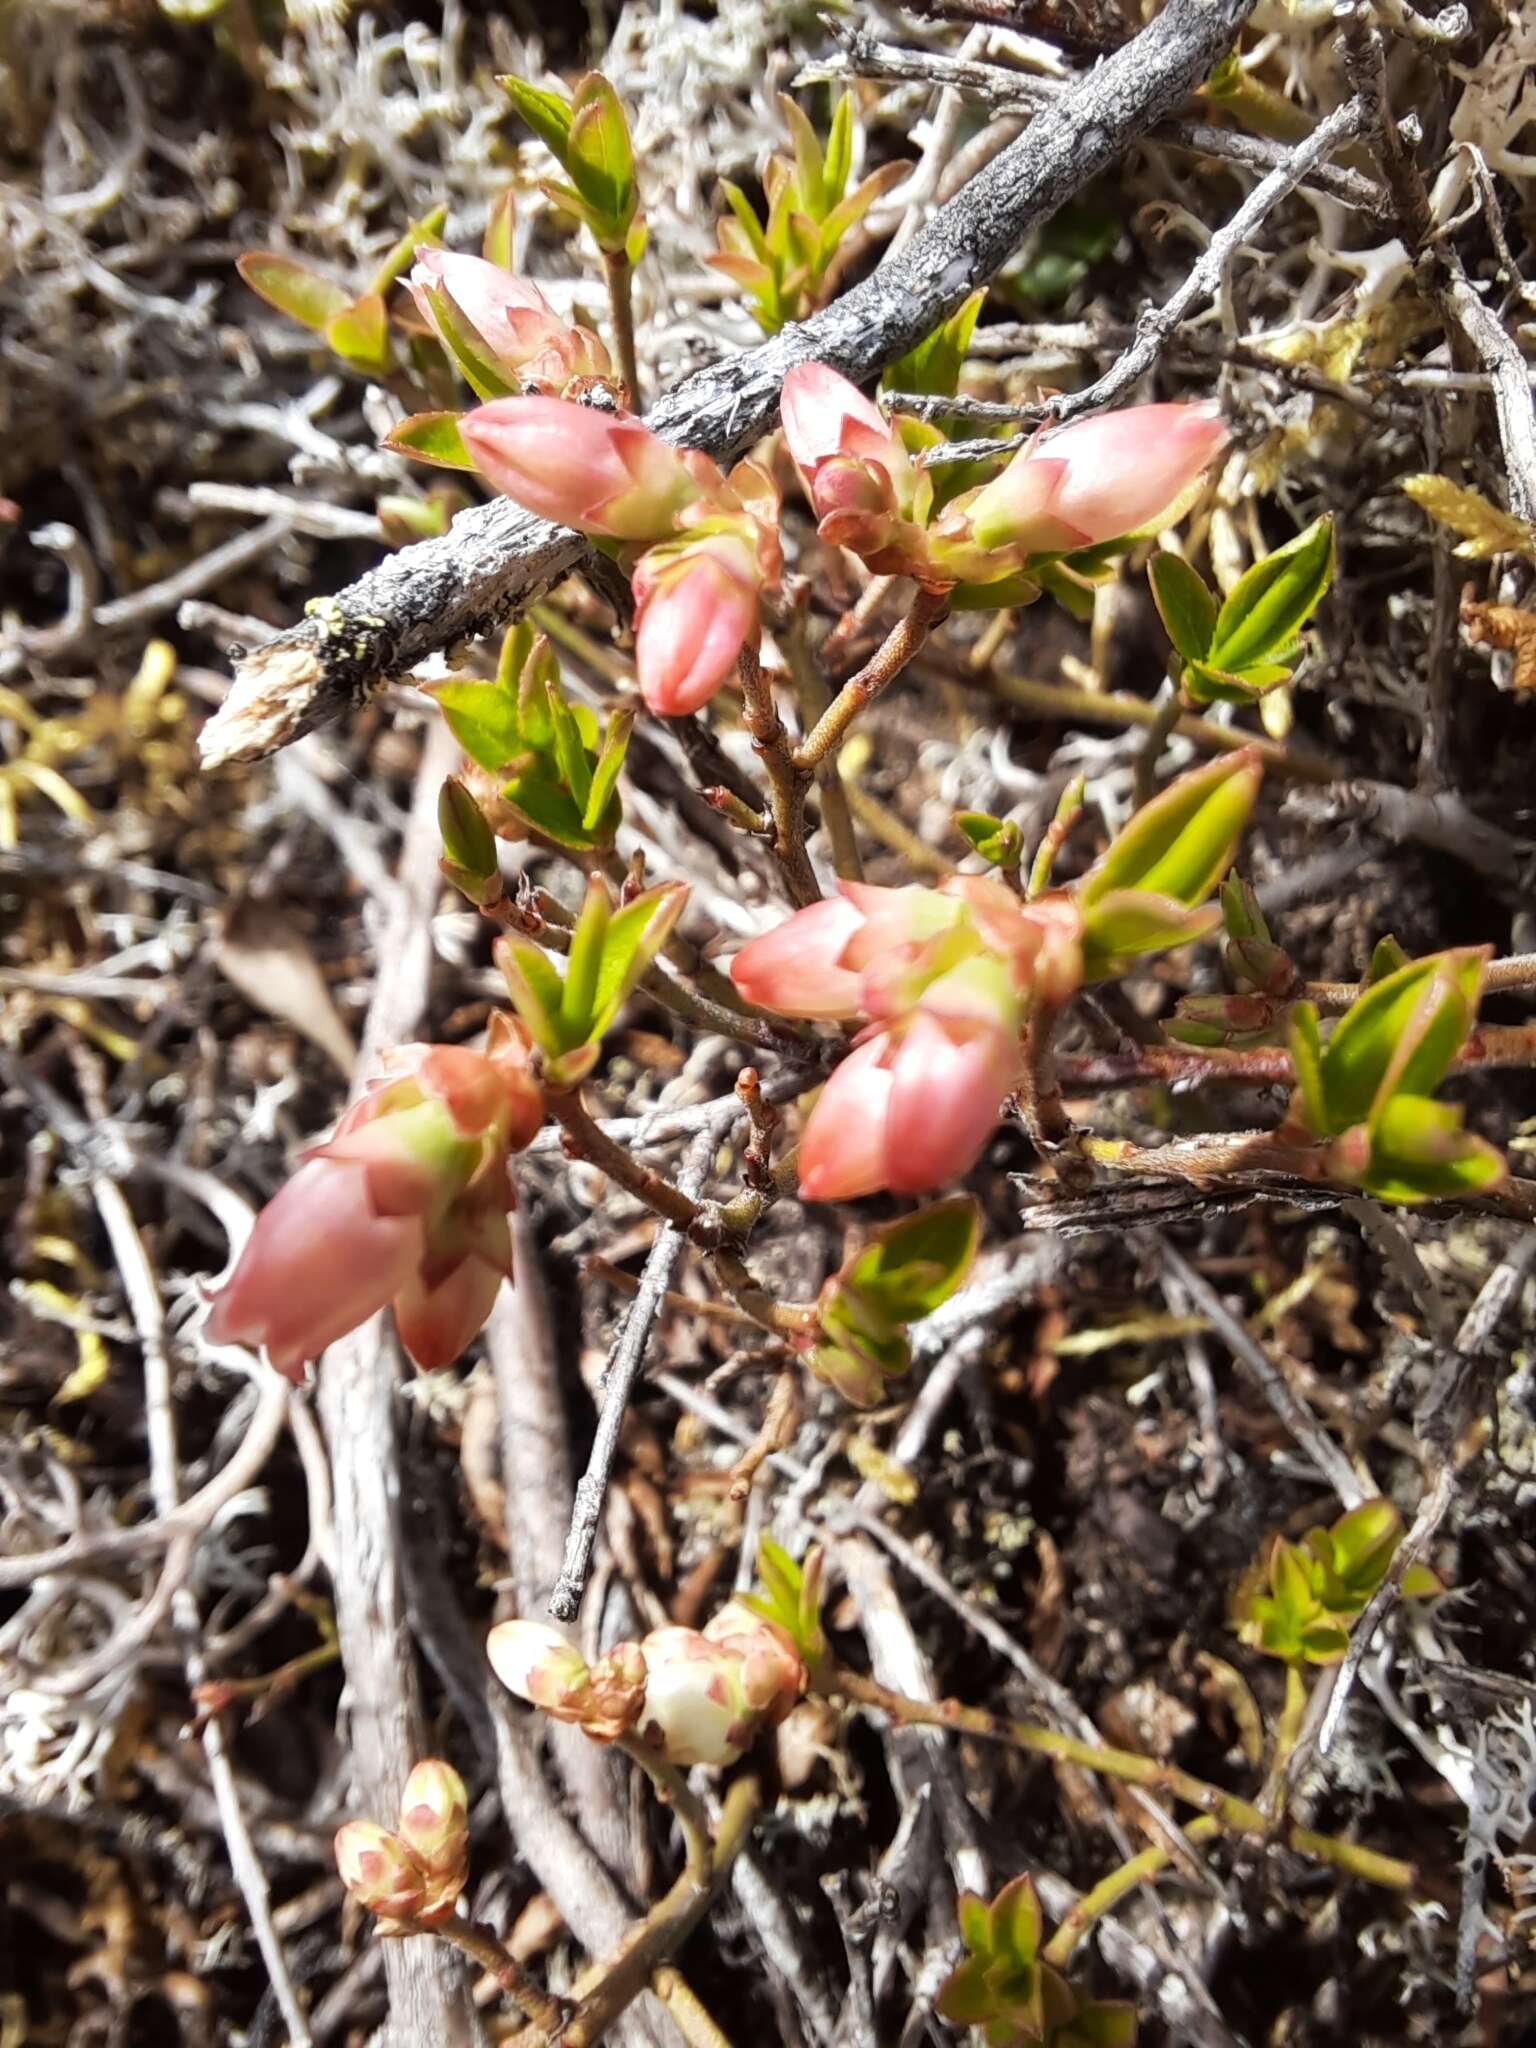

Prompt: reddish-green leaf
[{"left": 237, "top": 252, "right": 350, "bottom": 333}]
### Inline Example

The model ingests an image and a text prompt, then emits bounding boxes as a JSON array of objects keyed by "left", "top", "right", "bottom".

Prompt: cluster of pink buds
[
  {"left": 409, "top": 249, "right": 614, "bottom": 395},
  {"left": 205, "top": 1016, "right": 543, "bottom": 1376},
  {"left": 780, "top": 361, "right": 1228, "bottom": 596},
  {"left": 488, "top": 1600, "right": 806, "bottom": 1768},
  {"left": 335, "top": 1760, "right": 470, "bottom": 1928},
  {"left": 461, "top": 395, "right": 781, "bottom": 718},
  {"left": 731, "top": 880, "right": 1083, "bottom": 1201}
]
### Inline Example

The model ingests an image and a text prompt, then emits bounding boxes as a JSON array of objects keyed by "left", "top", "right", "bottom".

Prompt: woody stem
[
  {"left": 395, "top": 1914, "right": 568, "bottom": 2033},
  {"left": 793, "top": 587, "right": 951, "bottom": 771},
  {"left": 737, "top": 640, "right": 821, "bottom": 906}
]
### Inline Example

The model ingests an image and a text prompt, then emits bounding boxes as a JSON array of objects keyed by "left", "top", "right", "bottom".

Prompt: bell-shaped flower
[
  {"left": 780, "top": 361, "right": 937, "bottom": 580},
  {"left": 487, "top": 1620, "right": 647, "bottom": 1741},
  {"left": 634, "top": 1624, "right": 794, "bottom": 1768},
  {"left": 463, "top": 398, "right": 781, "bottom": 714},
  {"left": 965, "top": 401, "right": 1229, "bottom": 555},
  {"left": 408, "top": 249, "right": 612, "bottom": 395},
  {"left": 460, "top": 396, "right": 716, "bottom": 540},
  {"left": 798, "top": 1011, "right": 1022, "bottom": 1202},
  {"left": 630, "top": 488, "right": 781, "bottom": 716},
  {"left": 732, "top": 876, "right": 1081, "bottom": 1201},
  {"left": 205, "top": 1016, "right": 543, "bottom": 1378}
]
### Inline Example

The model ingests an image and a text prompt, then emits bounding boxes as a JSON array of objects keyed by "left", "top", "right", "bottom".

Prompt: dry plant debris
[{"left": 5, "top": 3, "right": 1536, "bottom": 2045}]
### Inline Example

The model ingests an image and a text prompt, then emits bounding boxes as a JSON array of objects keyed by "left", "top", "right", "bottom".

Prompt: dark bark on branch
[{"left": 199, "top": 0, "right": 1256, "bottom": 769}]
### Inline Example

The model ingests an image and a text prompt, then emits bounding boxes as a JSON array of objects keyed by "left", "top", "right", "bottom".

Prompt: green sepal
[{"left": 415, "top": 279, "right": 519, "bottom": 399}]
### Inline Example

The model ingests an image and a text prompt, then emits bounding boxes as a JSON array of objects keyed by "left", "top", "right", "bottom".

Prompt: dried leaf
[
  {"left": 215, "top": 899, "right": 357, "bottom": 1076},
  {"left": 1402, "top": 474, "right": 1536, "bottom": 561},
  {"left": 1461, "top": 593, "right": 1536, "bottom": 690}
]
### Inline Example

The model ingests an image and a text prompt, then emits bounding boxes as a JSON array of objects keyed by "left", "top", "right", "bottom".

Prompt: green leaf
[
  {"left": 1288, "top": 1001, "right": 1328, "bottom": 1134},
  {"left": 883, "top": 289, "right": 986, "bottom": 401},
  {"left": 720, "top": 180, "right": 773, "bottom": 264},
  {"left": 583, "top": 706, "right": 634, "bottom": 835},
  {"left": 588, "top": 882, "right": 688, "bottom": 1037},
  {"left": 496, "top": 935, "right": 568, "bottom": 1055},
  {"left": 368, "top": 203, "right": 448, "bottom": 298},
  {"left": 1360, "top": 1093, "right": 1506, "bottom": 1203},
  {"left": 383, "top": 410, "right": 475, "bottom": 471},
  {"left": 237, "top": 252, "right": 351, "bottom": 333},
  {"left": 1206, "top": 515, "right": 1335, "bottom": 675},
  {"left": 845, "top": 1198, "right": 980, "bottom": 1323},
  {"left": 1319, "top": 950, "right": 1484, "bottom": 1132},
  {"left": 500, "top": 74, "right": 576, "bottom": 163},
  {"left": 823, "top": 89, "right": 854, "bottom": 203},
  {"left": 955, "top": 809, "right": 1024, "bottom": 869},
  {"left": 483, "top": 190, "right": 517, "bottom": 270},
  {"left": 562, "top": 876, "right": 613, "bottom": 1034},
  {"left": 499, "top": 762, "right": 598, "bottom": 849},
  {"left": 781, "top": 94, "right": 827, "bottom": 215},
  {"left": 1149, "top": 551, "right": 1218, "bottom": 663},
  {"left": 539, "top": 681, "right": 590, "bottom": 816},
  {"left": 324, "top": 293, "right": 391, "bottom": 374},
  {"left": 1367, "top": 933, "right": 1409, "bottom": 984},
  {"left": 568, "top": 74, "right": 635, "bottom": 234},
  {"left": 1080, "top": 889, "right": 1220, "bottom": 977},
  {"left": 1078, "top": 749, "right": 1263, "bottom": 913},
  {"left": 1324, "top": 1500, "right": 1402, "bottom": 1594},
  {"left": 430, "top": 678, "right": 524, "bottom": 773},
  {"left": 990, "top": 1875, "right": 1043, "bottom": 1971}
]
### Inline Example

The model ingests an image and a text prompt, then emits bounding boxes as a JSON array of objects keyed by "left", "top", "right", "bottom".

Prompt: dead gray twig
[{"left": 549, "top": 1129, "right": 718, "bottom": 1622}]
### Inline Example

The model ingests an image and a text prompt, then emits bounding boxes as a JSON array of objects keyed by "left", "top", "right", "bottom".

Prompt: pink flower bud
[
  {"left": 487, "top": 1621, "right": 646, "bottom": 1741},
  {"left": 409, "top": 250, "right": 612, "bottom": 391},
  {"left": 780, "top": 362, "right": 900, "bottom": 481},
  {"left": 397, "top": 1760, "right": 470, "bottom": 1884},
  {"left": 205, "top": 1023, "right": 542, "bottom": 1378},
  {"left": 968, "top": 401, "right": 1228, "bottom": 554},
  {"left": 335, "top": 1822, "right": 441, "bottom": 1923},
  {"left": 635, "top": 1627, "right": 759, "bottom": 1767},
  {"left": 797, "top": 1034, "right": 896, "bottom": 1203},
  {"left": 702, "top": 1602, "right": 807, "bottom": 1723},
  {"left": 632, "top": 537, "right": 760, "bottom": 717},
  {"left": 460, "top": 397, "right": 707, "bottom": 540}
]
